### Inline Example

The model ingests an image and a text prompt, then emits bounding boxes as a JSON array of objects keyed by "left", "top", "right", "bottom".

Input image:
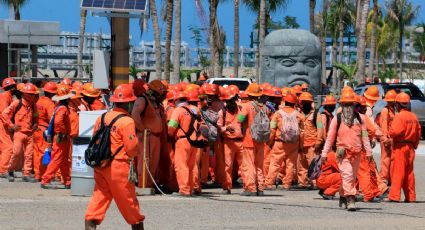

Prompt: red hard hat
[
  {"left": 222, "top": 88, "right": 237, "bottom": 101},
  {"left": 299, "top": 92, "right": 314, "bottom": 102},
  {"left": 284, "top": 93, "right": 298, "bottom": 104},
  {"left": 228, "top": 85, "right": 240, "bottom": 95},
  {"left": 2, "top": 77, "right": 16, "bottom": 88},
  {"left": 239, "top": 91, "right": 248, "bottom": 99},
  {"left": 166, "top": 91, "right": 176, "bottom": 101},
  {"left": 21, "top": 83, "right": 40, "bottom": 95},
  {"left": 133, "top": 79, "right": 147, "bottom": 97},
  {"left": 110, "top": 84, "right": 137, "bottom": 103},
  {"left": 43, "top": 82, "right": 58, "bottom": 94},
  {"left": 205, "top": 84, "right": 219, "bottom": 96},
  {"left": 72, "top": 81, "right": 83, "bottom": 90},
  {"left": 187, "top": 90, "right": 200, "bottom": 102},
  {"left": 175, "top": 91, "right": 187, "bottom": 100},
  {"left": 61, "top": 78, "right": 71, "bottom": 86},
  {"left": 292, "top": 85, "right": 303, "bottom": 94}
]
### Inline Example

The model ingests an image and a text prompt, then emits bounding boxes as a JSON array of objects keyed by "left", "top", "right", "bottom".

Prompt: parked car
[
  {"left": 205, "top": 78, "right": 252, "bottom": 91},
  {"left": 355, "top": 82, "right": 425, "bottom": 139}
]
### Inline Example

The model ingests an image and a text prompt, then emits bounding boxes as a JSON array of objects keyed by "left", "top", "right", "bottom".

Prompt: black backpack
[
  {"left": 85, "top": 113, "right": 127, "bottom": 168},
  {"left": 180, "top": 106, "right": 208, "bottom": 148}
]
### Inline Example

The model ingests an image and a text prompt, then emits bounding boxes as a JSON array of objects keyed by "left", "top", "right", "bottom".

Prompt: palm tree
[
  {"left": 354, "top": 0, "right": 370, "bottom": 84},
  {"left": 377, "top": 21, "right": 399, "bottom": 70},
  {"left": 209, "top": 0, "right": 220, "bottom": 78},
  {"left": 314, "top": 0, "right": 330, "bottom": 85},
  {"left": 172, "top": 0, "right": 182, "bottom": 84},
  {"left": 77, "top": 0, "right": 87, "bottom": 78},
  {"left": 258, "top": 0, "right": 266, "bottom": 82},
  {"left": 149, "top": 0, "right": 162, "bottom": 81},
  {"left": 386, "top": 0, "right": 420, "bottom": 81},
  {"left": 163, "top": 0, "right": 174, "bottom": 81},
  {"left": 309, "top": 0, "right": 316, "bottom": 33},
  {"left": 334, "top": 63, "right": 357, "bottom": 85},
  {"left": 413, "top": 23, "right": 425, "bottom": 62},
  {"left": 1, "top": 0, "right": 27, "bottom": 20},
  {"left": 233, "top": 0, "right": 240, "bottom": 78},
  {"left": 367, "top": 0, "right": 379, "bottom": 79}
]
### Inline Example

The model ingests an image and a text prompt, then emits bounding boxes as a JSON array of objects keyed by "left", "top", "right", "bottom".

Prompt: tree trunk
[
  {"left": 321, "top": 0, "right": 328, "bottom": 86},
  {"left": 309, "top": 0, "right": 316, "bottom": 34},
  {"left": 399, "top": 25, "right": 404, "bottom": 81},
  {"left": 258, "top": 0, "right": 266, "bottom": 83},
  {"left": 233, "top": 0, "right": 240, "bottom": 78},
  {"left": 367, "top": 0, "right": 378, "bottom": 79},
  {"left": 354, "top": 0, "right": 370, "bottom": 84},
  {"left": 150, "top": 0, "right": 162, "bottom": 81},
  {"left": 163, "top": 0, "right": 174, "bottom": 81},
  {"left": 331, "top": 36, "right": 338, "bottom": 92},
  {"left": 14, "top": 5, "right": 20, "bottom": 20},
  {"left": 209, "top": 0, "right": 220, "bottom": 78},
  {"left": 337, "top": 18, "right": 344, "bottom": 92},
  {"left": 355, "top": 0, "right": 362, "bottom": 36},
  {"left": 172, "top": 0, "right": 181, "bottom": 83},
  {"left": 77, "top": 8, "right": 87, "bottom": 78}
]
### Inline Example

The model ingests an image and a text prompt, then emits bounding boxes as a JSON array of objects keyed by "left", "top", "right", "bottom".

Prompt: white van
[{"left": 205, "top": 78, "right": 252, "bottom": 91}]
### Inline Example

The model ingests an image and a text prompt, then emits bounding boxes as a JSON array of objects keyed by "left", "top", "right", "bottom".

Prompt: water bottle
[{"left": 42, "top": 146, "right": 52, "bottom": 166}]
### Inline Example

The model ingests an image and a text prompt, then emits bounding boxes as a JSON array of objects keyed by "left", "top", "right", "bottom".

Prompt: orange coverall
[
  {"left": 388, "top": 110, "right": 421, "bottom": 202},
  {"left": 221, "top": 106, "right": 244, "bottom": 191},
  {"left": 298, "top": 110, "right": 317, "bottom": 187},
  {"left": 163, "top": 104, "right": 178, "bottom": 192},
  {"left": 379, "top": 107, "right": 395, "bottom": 183},
  {"left": 85, "top": 108, "right": 145, "bottom": 225},
  {"left": 90, "top": 98, "right": 106, "bottom": 111},
  {"left": 316, "top": 151, "right": 341, "bottom": 196},
  {"left": 1, "top": 99, "right": 37, "bottom": 176},
  {"left": 168, "top": 103, "right": 198, "bottom": 195},
  {"left": 132, "top": 96, "right": 163, "bottom": 188},
  {"left": 321, "top": 115, "right": 372, "bottom": 197},
  {"left": 34, "top": 96, "right": 55, "bottom": 179},
  {"left": 237, "top": 101, "right": 268, "bottom": 193},
  {"left": 0, "top": 91, "right": 15, "bottom": 174},
  {"left": 41, "top": 105, "right": 72, "bottom": 186},
  {"left": 265, "top": 106, "right": 303, "bottom": 189},
  {"left": 210, "top": 100, "right": 225, "bottom": 184}
]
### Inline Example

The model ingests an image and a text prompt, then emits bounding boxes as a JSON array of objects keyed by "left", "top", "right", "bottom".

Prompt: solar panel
[{"left": 81, "top": 0, "right": 147, "bottom": 12}]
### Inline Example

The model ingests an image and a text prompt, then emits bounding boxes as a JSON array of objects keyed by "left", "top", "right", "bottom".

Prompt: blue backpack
[{"left": 42, "top": 106, "right": 65, "bottom": 166}]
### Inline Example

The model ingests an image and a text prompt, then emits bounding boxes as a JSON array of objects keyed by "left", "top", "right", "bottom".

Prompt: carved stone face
[{"left": 261, "top": 29, "right": 322, "bottom": 95}]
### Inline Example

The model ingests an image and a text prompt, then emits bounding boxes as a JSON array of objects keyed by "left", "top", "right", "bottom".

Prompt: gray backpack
[
  {"left": 200, "top": 109, "right": 219, "bottom": 142},
  {"left": 250, "top": 102, "right": 270, "bottom": 143},
  {"left": 278, "top": 110, "right": 300, "bottom": 143}
]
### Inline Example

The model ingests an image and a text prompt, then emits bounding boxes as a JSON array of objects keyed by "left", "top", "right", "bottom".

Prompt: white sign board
[
  {"left": 78, "top": 110, "right": 107, "bottom": 137},
  {"left": 93, "top": 50, "right": 110, "bottom": 89},
  {"left": 72, "top": 144, "right": 89, "bottom": 173}
]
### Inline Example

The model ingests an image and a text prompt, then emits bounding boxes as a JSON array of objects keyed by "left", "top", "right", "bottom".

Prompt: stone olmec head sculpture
[{"left": 260, "top": 29, "right": 322, "bottom": 95}]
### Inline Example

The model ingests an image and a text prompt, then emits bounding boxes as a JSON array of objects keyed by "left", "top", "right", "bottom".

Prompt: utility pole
[{"left": 111, "top": 16, "right": 130, "bottom": 88}]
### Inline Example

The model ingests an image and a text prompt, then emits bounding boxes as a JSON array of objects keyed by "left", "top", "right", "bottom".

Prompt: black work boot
[
  {"left": 347, "top": 195, "right": 357, "bottom": 212},
  {"left": 339, "top": 196, "right": 347, "bottom": 209},
  {"left": 8, "top": 171, "right": 14, "bottom": 182},
  {"left": 84, "top": 220, "right": 97, "bottom": 230},
  {"left": 131, "top": 222, "right": 144, "bottom": 230},
  {"left": 22, "top": 175, "right": 37, "bottom": 183}
]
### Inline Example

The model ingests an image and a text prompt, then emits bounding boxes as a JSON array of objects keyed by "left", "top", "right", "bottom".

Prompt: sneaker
[
  {"left": 22, "top": 176, "right": 37, "bottom": 183},
  {"left": 347, "top": 196, "right": 357, "bottom": 211},
  {"left": 240, "top": 191, "right": 256, "bottom": 196},
  {"left": 8, "top": 172, "right": 14, "bottom": 182}
]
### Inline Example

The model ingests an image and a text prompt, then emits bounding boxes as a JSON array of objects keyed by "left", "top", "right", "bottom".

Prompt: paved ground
[{"left": 1, "top": 144, "right": 425, "bottom": 230}]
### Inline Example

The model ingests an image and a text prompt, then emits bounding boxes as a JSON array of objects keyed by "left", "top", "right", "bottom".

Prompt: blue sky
[{"left": 0, "top": 0, "right": 424, "bottom": 47}]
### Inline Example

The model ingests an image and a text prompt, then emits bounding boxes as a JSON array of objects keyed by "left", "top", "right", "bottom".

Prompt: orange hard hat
[
  {"left": 341, "top": 86, "right": 354, "bottom": 94},
  {"left": 219, "top": 86, "right": 226, "bottom": 97},
  {"left": 281, "top": 87, "right": 291, "bottom": 97},
  {"left": 358, "top": 96, "right": 367, "bottom": 106},
  {"left": 169, "top": 84, "right": 182, "bottom": 92},
  {"left": 395, "top": 92, "right": 410, "bottom": 104},
  {"left": 222, "top": 88, "right": 237, "bottom": 101},
  {"left": 21, "top": 83, "right": 39, "bottom": 95},
  {"left": 198, "top": 87, "right": 206, "bottom": 96},
  {"left": 43, "top": 82, "right": 58, "bottom": 94},
  {"left": 292, "top": 85, "right": 303, "bottom": 94},
  {"left": 301, "top": 83, "right": 309, "bottom": 89},
  {"left": 299, "top": 92, "right": 313, "bottom": 102},
  {"left": 179, "top": 82, "right": 189, "bottom": 90},
  {"left": 185, "top": 84, "right": 200, "bottom": 93},
  {"left": 322, "top": 95, "right": 337, "bottom": 105},
  {"left": 61, "top": 78, "right": 71, "bottom": 86},
  {"left": 187, "top": 90, "right": 200, "bottom": 102},
  {"left": 166, "top": 91, "right": 176, "bottom": 101},
  {"left": 72, "top": 81, "right": 83, "bottom": 90},
  {"left": 246, "top": 83, "right": 263, "bottom": 97},
  {"left": 133, "top": 79, "right": 147, "bottom": 97},
  {"left": 82, "top": 83, "right": 101, "bottom": 98},
  {"left": 263, "top": 87, "right": 282, "bottom": 98},
  {"left": 228, "top": 85, "right": 240, "bottom": 95},
  {"left": 175, "top": 91, "right": 187, "bottom": 100},
  {"left": 364, "top": 85, "right": 380, "bottom": 101},
  {"left": 284, "top": 93, "right": 298, "bottom": 104},
  {"left": 384, "top": 90, "right": 397, "bottom": 102},
  {"left": 339, "top": 91, "right": 356, "bottom": 103},
  {"left": 2, "top": 77, "right": 16, "bottom": 88},
  {"left": 110, "top": 84, "right": 136, "bottom": 103},
  {"left": 149, "top": 80, "right": 167, "bottom": 95},
  {"left": 52, "top": 84, "right": 74, "bottom": 101},
  {"left": 260, "top": 82, "right": 272, "bottom": 91},
  {"left": 205, "top": 84, "right": 219, "bottom": 96},
  {"left": 17, "top": 83, "right": 25, "bottom": 92},
  {"left": 239, "top": 91, "right": 248, "bottom": 99}
]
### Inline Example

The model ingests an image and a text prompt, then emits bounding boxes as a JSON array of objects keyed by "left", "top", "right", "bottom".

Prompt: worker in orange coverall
[
  {"left": 379, "top": 90, "right": 397, "bottom": 184},
  {"left": 317, "top": 151, "right": 341, "bottom": 200},
  {"left": 41, "top": 84, "right": 73, "bottom": 189},
  {"left": 321, "top": 90, "right": 373, "bottom": 212},
  {"left": 81, "top": 83, "right": 106, "bottom": 111},
  {"left": 34, "top": 82, "right": 57, "bottom": 181},
  {"left": 131, "top": 80, "right": 167, "bottom": 189},
  {"left": 297, "top": 92, "right": 317, "bottom": 189},
  {"left": 168, "top": 92, "right": 199, "bottom": 197},
  {"left": 265, "top": 93, "right": 303, "bottom": 191},
  {"left": 85, "top": 84, "right": 145, "bottom": 230},
  {"left": 388, "top": 92, "right": 421, "bottom": 203},
  {"left": 2, "top": 83, "right": 39, "bottom": 182},
  {"left": 0, "top": 78, "right": 19, "bottom": 178},
  {"left": 163, "top": 89, "right": 179, "bottom": 192}
]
